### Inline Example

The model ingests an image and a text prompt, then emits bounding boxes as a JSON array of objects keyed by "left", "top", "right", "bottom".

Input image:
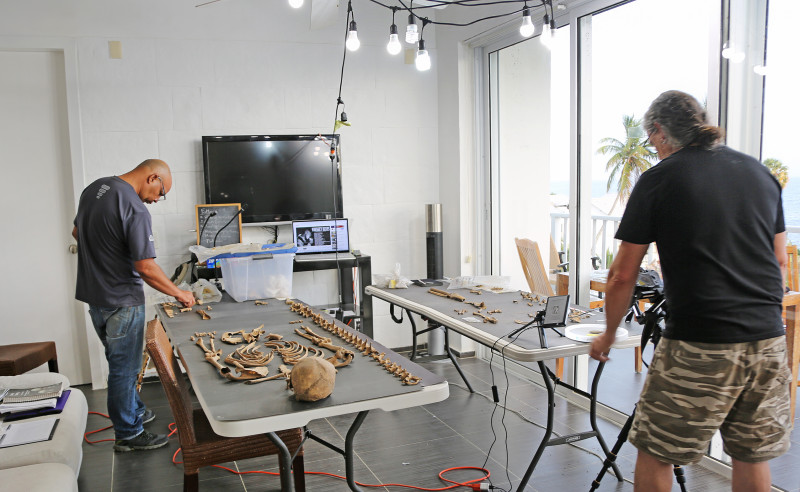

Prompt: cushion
[{"left": 0, "top": 462, "right": 77, "bottom": 492}]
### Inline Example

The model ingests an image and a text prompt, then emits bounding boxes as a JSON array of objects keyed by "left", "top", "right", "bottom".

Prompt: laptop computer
[{"left": 292, "top": 219, "right": 354, "bottom": 261}]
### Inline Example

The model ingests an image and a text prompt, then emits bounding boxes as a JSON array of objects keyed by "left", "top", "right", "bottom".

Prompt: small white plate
[{"left": 565, "top": 324, "right": 628, "bottom": 343}]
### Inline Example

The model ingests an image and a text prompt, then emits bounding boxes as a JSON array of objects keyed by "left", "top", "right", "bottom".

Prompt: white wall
[{"left": 0, "top": 0, "right": 440, "bottom": 352}]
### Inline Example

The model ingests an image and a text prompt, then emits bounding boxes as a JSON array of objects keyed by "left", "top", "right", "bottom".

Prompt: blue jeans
[{"left": 89, "top": 305, "right": 146, "bottom": 440}]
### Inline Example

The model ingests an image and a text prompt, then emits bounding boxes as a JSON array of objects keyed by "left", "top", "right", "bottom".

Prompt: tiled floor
[{"left": 76, "top": 348, "right": 800, "bottom": 492}]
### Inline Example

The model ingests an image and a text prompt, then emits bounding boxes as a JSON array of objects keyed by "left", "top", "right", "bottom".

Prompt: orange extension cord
[{"left": 84, "top": 412, "right": 492, "bottom": 491}]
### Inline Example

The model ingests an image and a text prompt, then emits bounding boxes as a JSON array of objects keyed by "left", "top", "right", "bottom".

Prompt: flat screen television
[{"left": 202, "top": 134, "right": 342, "bottom": 224}]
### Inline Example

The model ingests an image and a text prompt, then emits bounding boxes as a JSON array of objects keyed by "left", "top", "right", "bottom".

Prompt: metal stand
[
  {"left": 506, "top": 311, "right": 564, "bottom": 349},
  {"left": 389, "top": 304, "right": 475, "bottom": 393},
  {"left": 589, "top": 405, "right": 687, "bottom": 492},
  {"left": 589, "top": 291, "right": 687, "bottom": 492}
]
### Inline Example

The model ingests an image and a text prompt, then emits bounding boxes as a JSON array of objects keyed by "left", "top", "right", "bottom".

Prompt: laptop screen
[{"left": 292, "top": 219, "right": 350, "bottom": 254}]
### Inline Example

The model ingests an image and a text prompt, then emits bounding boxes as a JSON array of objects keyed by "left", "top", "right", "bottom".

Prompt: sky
[{"left": 542, "top": 0, "right": 795, "bottom": 185}]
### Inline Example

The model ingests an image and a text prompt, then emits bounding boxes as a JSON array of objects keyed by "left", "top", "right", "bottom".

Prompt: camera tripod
[{"left": 589, "top": 291, "right": 688, "bottom": 492}]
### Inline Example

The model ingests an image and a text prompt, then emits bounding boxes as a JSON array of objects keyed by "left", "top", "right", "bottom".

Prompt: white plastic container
[{"left": 220, "top": 253, "right": 294, "bottom": 302}]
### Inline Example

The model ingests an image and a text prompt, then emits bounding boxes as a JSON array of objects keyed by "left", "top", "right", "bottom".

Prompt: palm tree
[
  {"left": 763, "top": 157, "right": 789, "bottom": 188},
  {"left": 592, "top": 115, "right": 658, "bottom": 265},
  {"left": 597, "top": 115, "right": 658, "bottom": 209}
]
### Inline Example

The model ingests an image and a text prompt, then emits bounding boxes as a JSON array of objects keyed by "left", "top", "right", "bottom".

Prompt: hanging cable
[{"left": 368, "top": 0, "right": 545, "bottom": 28}]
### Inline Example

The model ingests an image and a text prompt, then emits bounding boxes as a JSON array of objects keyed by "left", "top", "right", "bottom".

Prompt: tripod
[
  {"left": 506, "top": 309, "right": 564, "bottom": 349},
  {"left": 589, "top": 292, "right": 688, "bottom": 492}
]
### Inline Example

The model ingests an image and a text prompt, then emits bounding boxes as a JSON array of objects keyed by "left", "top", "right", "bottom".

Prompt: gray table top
[
  {"left": 157, "top": 296, "right": 448, "bottom": 437},
  {"left": 366, "top": 284, "right": 645, "bottom": 362}
]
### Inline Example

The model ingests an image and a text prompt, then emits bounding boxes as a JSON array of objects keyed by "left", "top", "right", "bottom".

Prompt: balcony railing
[{"left": 552, "top": 215, "right": 800, "bottom": 270}]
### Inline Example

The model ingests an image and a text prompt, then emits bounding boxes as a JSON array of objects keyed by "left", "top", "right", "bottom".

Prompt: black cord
[
  {"left": 367, "top": 0, "right": 545, "bottom": 28},
  {"left": 481, "top": 330, "right": 523, "bottom": 492},
  {"left": 329, "top": 4, "right": 352, "bottom": 316}
]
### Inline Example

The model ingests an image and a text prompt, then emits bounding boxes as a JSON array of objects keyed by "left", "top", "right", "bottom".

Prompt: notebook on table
[{"left": 292, "top": 219, "right": 354, "bottom": 261}]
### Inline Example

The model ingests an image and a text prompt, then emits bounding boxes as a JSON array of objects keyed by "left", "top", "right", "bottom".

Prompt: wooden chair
[
  {"left": 516, "top": 238, "right": 555, "bottom": 298},
  {"left": 515, "top": 238, "right": 569, "bottom": 378},
  {"left": 145, "top": 319, "right": 306, "bottom": 492},
  {"left": 786, "top": 245, "right": 800, "bottom": 387},
  {"left": 787, "top": 245, "right": 799, "bottom": 292}
]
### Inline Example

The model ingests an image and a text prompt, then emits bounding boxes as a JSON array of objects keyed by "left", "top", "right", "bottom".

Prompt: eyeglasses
[{"left": 156, "top": 176, "right": 166, "bottom": 201}]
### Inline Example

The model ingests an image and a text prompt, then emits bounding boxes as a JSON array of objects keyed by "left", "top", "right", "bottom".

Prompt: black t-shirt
[
  {"left": 74, "top": 177, "right": 156, "bottom": 308},
  {"left": 616, "top": 145, "right": 785, "bottom": 343}
]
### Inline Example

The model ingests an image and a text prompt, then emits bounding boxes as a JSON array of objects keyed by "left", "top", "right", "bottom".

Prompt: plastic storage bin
[{"left": 220, "top": 253, "right": 294, "bottom": 302}]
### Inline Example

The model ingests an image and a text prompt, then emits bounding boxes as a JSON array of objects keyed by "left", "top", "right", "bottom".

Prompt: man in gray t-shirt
[{"left": 73, "top": 159, "right": 194, "bottom": 452}]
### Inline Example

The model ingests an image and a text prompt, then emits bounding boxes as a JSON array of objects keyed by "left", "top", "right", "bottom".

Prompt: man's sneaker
[
  {"left": 140, "top": 408, "right": 156, "bottom": 425},
  {"left": 113, "top": 430, "right": 169, "bottom": 452}
]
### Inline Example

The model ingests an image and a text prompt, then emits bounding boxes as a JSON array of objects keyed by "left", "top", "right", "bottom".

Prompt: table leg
[
  {"left": 517, "top": 361, "right": 556, "bottom": 491},
  {"left": 444, "top": 328, "right": 474, "bottom": 393},
  {"left": 589, "top": 361, "right": 623, "bottom": 482},
  {"left": 266, "top": 431, "right": 295, "bottom": 492},
  {"left": 345, "top": 411, "right": 370, "bottom": 492},
  {"left": 517, "top": 362, "right": 622, "bottom": 491},
  {"left": 786, "top": 304, "right": 799, "bottom": 421}
]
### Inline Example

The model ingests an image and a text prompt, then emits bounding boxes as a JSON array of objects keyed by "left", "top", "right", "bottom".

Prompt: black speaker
[{"left": 426, "top": 204, "right": 443, "bottom": 280}]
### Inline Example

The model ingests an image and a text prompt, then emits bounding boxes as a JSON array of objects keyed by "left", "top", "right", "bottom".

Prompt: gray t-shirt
[{"left": 74, "top": 176, "right": 156, "bottom": 308}]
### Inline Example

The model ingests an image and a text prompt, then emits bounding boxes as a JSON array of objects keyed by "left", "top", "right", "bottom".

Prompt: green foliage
[
  {"left": 597, "top": 115, "right": 659, "bottom": 201},
  {"left": 763, "top": 157, "right": 789, "bottom": 188}
]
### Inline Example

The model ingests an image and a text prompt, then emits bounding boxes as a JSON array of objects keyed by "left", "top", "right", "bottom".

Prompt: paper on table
[{"left": 0, "top": 417, "right": 59, "bottom": 448}]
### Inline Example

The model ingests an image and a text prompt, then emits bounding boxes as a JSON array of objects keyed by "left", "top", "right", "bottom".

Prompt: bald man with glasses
[{"left": 72, "top": 159, "right": 195, "bottom": 452}]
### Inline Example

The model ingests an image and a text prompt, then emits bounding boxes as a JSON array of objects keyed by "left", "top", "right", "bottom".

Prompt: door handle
[{"left": 69, "top": 244, "right": 78, "bottom": 254}]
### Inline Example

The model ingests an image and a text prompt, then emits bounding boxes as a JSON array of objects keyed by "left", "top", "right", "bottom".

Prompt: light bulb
[
  {"left": 387, "top": 24, "right": 402, "bottom": 55},
  {"left": 288, "top": 0, "right": 303, "bottom": 8},
  {"left": 541, "top": 16, "right": 553, "bottom": 48},
  {"left": 346, "top": 20, "right": 360, "bottom": 51},
  {"left": 415, "top": 39, "right": 431, "bottom": 71},
  {"left": 721, "top": 42, "right": 734, "bottom": 59},
  {"left": 753, "top": 65, "right": 768, "bottom": 76},
  {"left": 520, "top": 7, "right": 535, "bottom": 37},
  {"left": 406, "top": 15, "right": 419, "bottom": 44}
]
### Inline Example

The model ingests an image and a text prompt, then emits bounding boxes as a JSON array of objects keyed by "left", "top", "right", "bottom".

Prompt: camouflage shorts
[{"left": 628, "top": 335, "right": 792, "bottom": 465}]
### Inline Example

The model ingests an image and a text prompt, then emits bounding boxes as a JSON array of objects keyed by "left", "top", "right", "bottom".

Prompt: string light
[
  {"left": 406, "top": 15, "right": 419, "bottom": 43},
  {"left": 541, "top": 12, "right": 554, "bottom": 48},
  {"left": 415, "top": 19, "right": 431, "bottom": 71},
  {"left": 520, "top": 6, "right": 535, "bottom": 37},
  {"left": 331, "top": 1, "right": 562, "bottom": 72},
  {"left": 387, "top": 8, "right": 402, "bottom": 55},
  {"left": 721, "top": 41, "right": 745, "bottom": 63},
  {"left": 346, "top": 20, "right": 360, "bottom": 51},
  {"left": 415, "top": 39, "right": 431, "bottom": 71},
  {"left": 288, "top": 0, "right": 303, "bottom": 8}
]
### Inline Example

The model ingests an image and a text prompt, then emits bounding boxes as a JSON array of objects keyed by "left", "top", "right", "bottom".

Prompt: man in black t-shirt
[
  {"left": 589, "top": 92, "right": 791, "bottom": 492},
  {"left": 73, "top": 159, "right": 195, "bottom": 452}
]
